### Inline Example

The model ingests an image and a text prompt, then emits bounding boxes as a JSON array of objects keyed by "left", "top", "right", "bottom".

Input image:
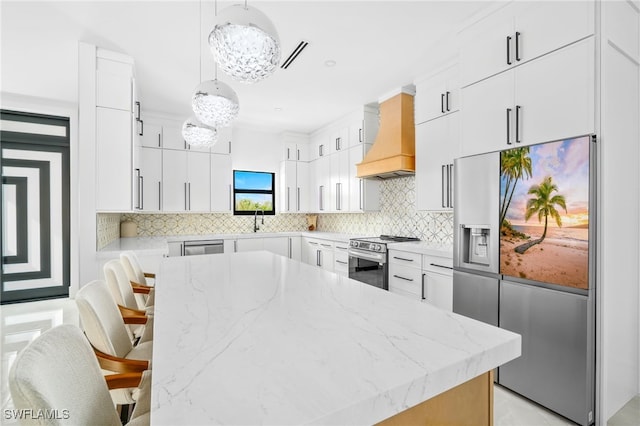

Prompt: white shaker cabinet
[
  {"left": 162, "top": 123, "right": 186, "bottom": 150},
  {"left": 330, "top": 149, "right": 350, "bottom": 212},
  {"left": 162, "top": 150, "right": 210, "bottom": 212},
  {"left": 96, "top": 107, "right": 133, "bottom": 211},
  {"left": 139, "top": 147, "right": 162, "bottom": 212},
  {"left": 459, "top": 0, "right": 595, "bottom": 87},
  {"left": 187, "top": 151, "right": 210, "bottom": 212},
  {"left": 210, "top": 153, "right": 232, "bottom": 213},
  {"left": 280, "top": 160, "right": 309, "bottom": 213},
  {"left": 422, "top": 254, "right": 453, "bottom": 311},
  {"left": 414, "top": 63, "right": 459, "bottom": 124},
  {"left": 461, "top": 37, "right": 595, "bottom": 157},
  {"left": 96, "top": 56, "right": 132, "bottom": 111},
  {"left": 348, "top": 144, "right": 380, "bottom": 212},
  {"left": 415, "top": 112, "right": 459, "bottom": 211},
  {"left": 212, "top": 126, "right": 232, "bottom": 155},
  {"left": 141, "top": 122, "right": 162, "bottom": 148}
]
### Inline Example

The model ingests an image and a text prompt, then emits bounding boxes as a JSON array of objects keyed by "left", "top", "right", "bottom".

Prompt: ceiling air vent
[{"left": 280, "top": 40, "right": 309, "bottom": 69}]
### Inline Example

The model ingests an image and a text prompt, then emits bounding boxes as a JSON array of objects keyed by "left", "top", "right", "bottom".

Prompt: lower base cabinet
[
  {"left": 229, "top": 236, "right": 300, "bottom": 260},
  {"left": 389, "top": 249, "right": 453, "bottom": 311}
]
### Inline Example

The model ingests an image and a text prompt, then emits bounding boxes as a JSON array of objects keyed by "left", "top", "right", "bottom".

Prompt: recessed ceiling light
[{"left": 324, "top": 60, "right": 337, "bottom": 67}]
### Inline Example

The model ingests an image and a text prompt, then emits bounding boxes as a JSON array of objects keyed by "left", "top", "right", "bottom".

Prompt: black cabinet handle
[
  {"left": 441, "top": 165, "right": 446, "bottom": 208},
  {"left": 430, "top": 263, "right": 453, "bottom": 270},
  {"left": 446, "top": 165, "right": 451, "bottom": 208},
  {"left": 393, "top": 256, "right": 414, "bottom": 262},
  {"left": 393, "top": 274, "right": 414, "bottom": 282},
  {"left": 515, "top": 32, "right": 521, "bottom": 61},
  {"left": 140, "top": 175, "right": 144, "bottom": 209},
  {"left": 441, "top": 93, "right": 445, "bottom": 113},
  {"left": 157, "top": 133, "right": 161, "bottom": 147},
  {"left": 135, "top": 101, "right": 141, "bottom": 121},
  {"left": 506, "top": 108, "right": 512, "bottom": 145},
  {"left": 158, "top": 182, "right": 162, "bottom": 211},
  {"left": 359, "top": 128, "right": 363, "bottom": 143},
  {"left": 421, "top": 273, "right": 426, "bottom": 300},
  {"left": 449, "top": 163, "right": 454, "bottom": 208},
  {"left": 515, "top": 105, "right": 521, "bottom": 143},
  {"left": 445, "top": 91, "right": 450, "bottom": 112},
  {"left": 506, "top": 35, "right": 512, "bottom": 65},
  {"left": 138, "top": 119, "right": 144, "bottom": 136}
]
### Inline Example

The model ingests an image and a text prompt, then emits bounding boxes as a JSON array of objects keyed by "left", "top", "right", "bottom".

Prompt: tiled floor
[{"left": 1, "top": 298, "right": 638, "bottom": 426}]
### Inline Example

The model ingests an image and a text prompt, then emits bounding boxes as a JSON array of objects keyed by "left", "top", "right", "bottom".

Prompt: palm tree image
[
  {"left": 514, "top": 175, "right": 567, "bottom": 254},
  {"left": 500, "top": 147, "right": 533, "bottom": 227}
]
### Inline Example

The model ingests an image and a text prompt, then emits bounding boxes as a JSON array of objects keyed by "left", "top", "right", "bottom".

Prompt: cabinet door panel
[
  {"left": 459, "top": 5, "right": 514, "bottom": 86},
  {"left": 280, "top": 161, "right": 297, "bottom": 213},
  {"left": 212, "top": 127, "right": 232, "bottom": 155},
  {"left": 415, "top": 71, "right": 449, "bottom": 124},
  {"left": 460, "top": 70, "right": 514, "bottom": 156},
  {"left": 162, "top": 150, "right": 187, "bottom": 212},
  {"left": 141, "top": 123, "right": 162, "bottom": 148},
  {"left": 96, "top": 58, "right": 132, "bottom": 111},
  {"left": 210, "top": 153, "right": 232, "bottom": 212},
  {"left": 515, "top": 1, "right": 594, "bottom": 65},
  {"left": 236, "top": 238, "right": 264, "bottom": 252},
  {"left": 296, "top": 162, "right": 309, "bottom": 212},
  {"left": 416, "top": 118, "right": 448, "bottom": 211},
  {"left": 423, "top": 271, "right": 453, "bottom": 311},
  {"left": 263, "top": 237, "right": 289, "bottom": 257},
  {"left": 96, "top": 107, "right": 132, "bottom": 211},
  {"left": 162, "top": 123, "right": 185, "bottom": 150},
  {"left": 516, "top": 38, "right": 595, "bottom": 146},
  {"left": 187, "top": 151, "right": 210, "bottom": 212},
  {"left": 140, "top": 147, "right": 162, "bottom": 211}
]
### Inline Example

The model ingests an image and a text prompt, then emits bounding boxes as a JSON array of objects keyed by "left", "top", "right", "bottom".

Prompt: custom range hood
[{"left": 356, "top": 89, "right": 415, "bottom": 179}]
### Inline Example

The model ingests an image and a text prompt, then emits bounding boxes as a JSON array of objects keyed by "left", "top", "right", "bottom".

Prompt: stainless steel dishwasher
[{"left": 182, "top": 240, "right": 224, "bottom": 256}]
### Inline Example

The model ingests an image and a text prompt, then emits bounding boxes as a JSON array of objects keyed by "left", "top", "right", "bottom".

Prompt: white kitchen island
[{"left": 151, "top": 251, "right": 520, "bottom": 425}]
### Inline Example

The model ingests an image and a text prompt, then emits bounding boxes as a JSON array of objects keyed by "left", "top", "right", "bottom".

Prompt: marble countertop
[
  {"left": 387, "top": 241, "right": 454, "bottom": 258},
  {"left": 151, "top": 251, "right": 520, "bottom": 425}
]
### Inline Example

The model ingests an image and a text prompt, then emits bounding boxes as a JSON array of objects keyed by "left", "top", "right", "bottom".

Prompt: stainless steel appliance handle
[
  {"left": 393, "top": 274, "right": 414, "bottom": 282},
  {"left": 349, "top": 249, "right": 385, "bottom": 263}
]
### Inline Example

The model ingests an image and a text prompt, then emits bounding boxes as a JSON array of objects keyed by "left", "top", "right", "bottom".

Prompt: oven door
[{"left": 348, "top": 248, "right": 388, "bottom": 290}]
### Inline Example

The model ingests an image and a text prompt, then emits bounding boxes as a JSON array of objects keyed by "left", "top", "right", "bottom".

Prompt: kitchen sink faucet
[{"left": 254, "top": 210, "right": 264, "bottom": 232}]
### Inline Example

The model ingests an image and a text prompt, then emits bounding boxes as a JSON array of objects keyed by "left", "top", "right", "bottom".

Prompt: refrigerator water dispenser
[{"left": 461, "top": 225, "right": 491, "bottom": 266}]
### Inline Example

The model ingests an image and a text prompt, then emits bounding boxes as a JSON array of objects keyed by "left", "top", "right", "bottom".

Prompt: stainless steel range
[{"left": 348, "top": 235, "right": 420, "bottom": 290}]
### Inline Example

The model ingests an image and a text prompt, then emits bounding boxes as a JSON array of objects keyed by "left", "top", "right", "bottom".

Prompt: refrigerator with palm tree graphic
[{"left": 453, "top": 134, "right": 596, "bottom": 425}]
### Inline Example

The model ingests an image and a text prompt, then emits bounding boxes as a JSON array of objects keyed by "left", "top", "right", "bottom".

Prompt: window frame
[{"left": 232, "top": 169, "right": 276, "bottom": 216}]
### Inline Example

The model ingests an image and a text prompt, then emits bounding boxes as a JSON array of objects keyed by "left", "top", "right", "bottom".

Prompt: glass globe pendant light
[
  {"left": 191, "top": 78, "right": 239, "bottom": 128},
  {"left": 182, "top": 116, "right": 217, "bottom": 147},
  {"left": 208, "top": 3, "right": 281, "bottom": 84}
]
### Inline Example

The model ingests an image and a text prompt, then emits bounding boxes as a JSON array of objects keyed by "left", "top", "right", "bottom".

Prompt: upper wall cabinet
[
  {"left": 414, "top": 63, "right": 459, "bottom": 125},
  {"left": 460, "top": 37, "right": 595, "bottom": 157},
  {"left": 92, "top": 48, "right": 136, "bottom": 212},
  {"left": 459, "top": 1, "right": 595, "bottom": 87}
]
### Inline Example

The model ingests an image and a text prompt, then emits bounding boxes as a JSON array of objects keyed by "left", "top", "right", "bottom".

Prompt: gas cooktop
[{"left": 349, "top": 235, "right": 420, "bottom": 253}]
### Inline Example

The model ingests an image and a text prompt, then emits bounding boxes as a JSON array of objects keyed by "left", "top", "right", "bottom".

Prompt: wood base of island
[{"left": 377, "top": 371, "right": 494, "bottom": 426}]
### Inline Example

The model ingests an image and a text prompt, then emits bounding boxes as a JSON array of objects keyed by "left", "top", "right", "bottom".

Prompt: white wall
[
  {"left": 230, "top": 125, "right": 283, "bottom": 174},
  {"left": 598, "top": 0, "right": 640, "bottom": 422}
]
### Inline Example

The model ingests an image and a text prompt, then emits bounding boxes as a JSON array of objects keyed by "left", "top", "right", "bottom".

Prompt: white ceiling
[{"left": 1, "top": 1, "right": 493, "bottom": 134}]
